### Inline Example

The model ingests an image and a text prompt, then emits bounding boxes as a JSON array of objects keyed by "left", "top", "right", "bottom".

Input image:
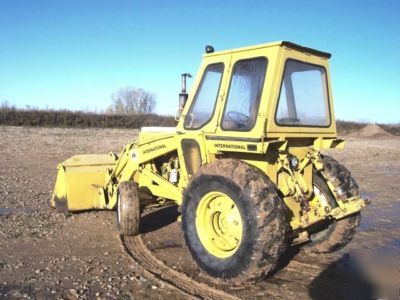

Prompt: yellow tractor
[{"left": 52, "top": 41, "right": 367, "bottom": 283}]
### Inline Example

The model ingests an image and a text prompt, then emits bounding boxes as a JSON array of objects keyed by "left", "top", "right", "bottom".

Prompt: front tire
[
  {"left": 182, "top": 159, "right": 288, "bottom": 283},
  {"left": 117, "top": 181, "right": 140, "bottom": 236}
]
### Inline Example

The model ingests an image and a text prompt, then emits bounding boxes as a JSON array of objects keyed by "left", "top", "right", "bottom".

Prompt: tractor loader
[{"left": 52, "top": 41, "right": 368, "bottom": 283}]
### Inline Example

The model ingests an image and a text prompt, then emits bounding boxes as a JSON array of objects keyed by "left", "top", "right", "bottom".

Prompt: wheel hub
[{"left": 195, "top": 191, "right": 243, "bottom": 258}]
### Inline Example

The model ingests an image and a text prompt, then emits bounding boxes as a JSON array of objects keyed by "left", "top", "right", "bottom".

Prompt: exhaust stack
[{"left": 176, "top": 73, "right": 192, "bottom": 120}]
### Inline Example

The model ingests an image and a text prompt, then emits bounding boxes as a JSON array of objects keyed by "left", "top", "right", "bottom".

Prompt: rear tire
[
  {"left": 117, "top": 181, "right": 140, "bottom": 236},
  {"left": 304, "top": 156, "right": 361, "bottom": 253},
  {"left": 182, "top": 159, "right": 288, "bottom": 284}
]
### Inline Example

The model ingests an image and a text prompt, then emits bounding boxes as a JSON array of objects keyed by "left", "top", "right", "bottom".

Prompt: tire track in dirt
[{"left": 122, "top": 235, "right": 240, "bottom": 300}]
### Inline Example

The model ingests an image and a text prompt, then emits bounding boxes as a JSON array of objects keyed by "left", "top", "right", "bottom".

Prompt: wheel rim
[{"left": 195, "top": 191, "right": 243, "bottom": 258}]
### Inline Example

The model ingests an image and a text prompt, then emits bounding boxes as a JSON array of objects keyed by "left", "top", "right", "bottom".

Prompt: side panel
[
  {"left": 176, "top": 132, "right": 209, "bottom": 187},
  {"left": 181, "top": 139, "right": 202, "bottom": 176}
]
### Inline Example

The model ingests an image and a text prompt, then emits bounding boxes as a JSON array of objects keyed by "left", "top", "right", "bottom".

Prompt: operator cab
[{"left": 177, "top": 41, "right": 336, "bottom": 139}]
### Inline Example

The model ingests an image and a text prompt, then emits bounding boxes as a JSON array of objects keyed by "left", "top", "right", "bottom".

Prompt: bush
[
  {"left": 336, "top": 120, "right": 367, "bottom": 135},
  {"left": 1, "top": 105, "right": 398, "bottom": 136},
  {"left": 0, "top": 106, "right": 175, "bottom": 129},
  {"left": 379, "top": 123, "right": 400, "bottom": 136}
]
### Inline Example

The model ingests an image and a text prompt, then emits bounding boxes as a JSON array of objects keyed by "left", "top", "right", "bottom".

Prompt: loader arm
[
  {"left": 52, "top": 131, "right": 182, "bottom": 212},
  {"left": 104, "top": 133, "right": 183, "bottom": 210}
]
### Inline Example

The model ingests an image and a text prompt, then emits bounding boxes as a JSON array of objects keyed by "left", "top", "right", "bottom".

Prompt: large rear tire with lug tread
[
  {"left": 117, "top": 181, "right": 140, "bottom": 236},
  {"left": 304, "top": 155, "right": 361, "bottom": 253},
  {"left": 182, "top": 159, "right": 289, "bottom": 284}
]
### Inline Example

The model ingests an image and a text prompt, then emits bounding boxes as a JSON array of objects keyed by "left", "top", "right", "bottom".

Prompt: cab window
[
  {"left": 221, "top": 57, "right": 267, "bottom": 131},
  {"left": 276, "top": 60, "right": 330, "bottom": 127},
  {"left": 184, "top": 63, "right": 224, "bottom": 129}
]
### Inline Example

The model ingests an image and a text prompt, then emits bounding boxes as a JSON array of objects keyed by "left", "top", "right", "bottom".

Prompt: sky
[{"left": 0, "top": 0, "right": 399, "bottom": 123}]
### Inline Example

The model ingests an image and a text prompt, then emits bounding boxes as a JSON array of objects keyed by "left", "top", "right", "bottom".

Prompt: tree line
[
  {"left": 0, "top": 86, "right": 176, "bottom": 128},
  {"left": 0, "top": 107, "right": 175, "bottom": 128},
  {"left": 1, "top": 86, "right": 398, "bottom": 135}
]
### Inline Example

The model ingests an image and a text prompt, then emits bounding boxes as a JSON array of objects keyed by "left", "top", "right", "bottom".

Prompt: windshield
[
  {"left": 276, "top": 60, "right": 330, "bottom": 127},
  {"left": 184, "top": 63, "right": 224, "bottom": 129}
]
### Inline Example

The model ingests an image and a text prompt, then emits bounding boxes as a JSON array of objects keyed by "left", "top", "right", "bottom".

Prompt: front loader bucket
[{"left": 51, "top": 154, "right": 116, "bottom": 212}]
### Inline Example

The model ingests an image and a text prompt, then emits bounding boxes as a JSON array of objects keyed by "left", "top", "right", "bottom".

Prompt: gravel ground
[
  {"left": 0, "top": 126, "right": 183, "bottom": 299},
  {"left": 0, "top": 126, "right": 399, "bottom": 299}
]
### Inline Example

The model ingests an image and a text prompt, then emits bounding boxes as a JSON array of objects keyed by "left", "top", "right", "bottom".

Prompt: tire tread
[
  {"left": 185, "top": 159, "right": 288, "bottom": 283},
  {"left": 118, "top": 181, "right": 140, "bottom": 236}
]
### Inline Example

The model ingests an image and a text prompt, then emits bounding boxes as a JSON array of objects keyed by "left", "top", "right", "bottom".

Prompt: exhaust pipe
[
  {"left": 181, "top": 72, "right": 191, "bottom": 94},
  {"left": 176, "top": 73, "right": 192, "bottom": 121}
]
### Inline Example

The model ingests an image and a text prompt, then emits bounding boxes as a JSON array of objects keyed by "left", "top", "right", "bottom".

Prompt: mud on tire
[
  {"left": 182, "top": 159, "right": 289, "bottom": 284},
  {"left": 117, "top": 181, "right": 140, "bottom": 236},
  {"left": 305, "top": 155, "right": 361, "bottom": 253}
]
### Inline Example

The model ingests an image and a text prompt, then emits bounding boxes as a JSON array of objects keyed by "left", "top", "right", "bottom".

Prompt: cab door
[
  {"left": 215, "top": 50, "right": 269, "bottom": 140},
  {"left": 176, "top": 54, "right": 231, "bottom": 184},
  {"left": 180, "top": 55, "right": 231, "bottom": 134}
]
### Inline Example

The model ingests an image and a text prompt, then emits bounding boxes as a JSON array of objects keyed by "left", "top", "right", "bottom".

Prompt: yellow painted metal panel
[
  {"left": 61, "top": 154, "right": 115, "bottom": 167},
  {"left": 51, "top": 154, "right": 116, "bottom": 211}
]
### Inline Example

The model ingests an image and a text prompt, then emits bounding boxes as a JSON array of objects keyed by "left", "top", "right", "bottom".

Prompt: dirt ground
[{"left": 0, "top": 126, "right": 399, "bottom": 299}]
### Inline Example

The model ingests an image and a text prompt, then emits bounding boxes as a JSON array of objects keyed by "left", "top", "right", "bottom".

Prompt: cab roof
[{"left": 204, "top": 41, "right": 331, "bottom": 59}]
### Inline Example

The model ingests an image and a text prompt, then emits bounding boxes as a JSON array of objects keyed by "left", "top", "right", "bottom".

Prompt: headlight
[{"left": 290, "top": 156, "right": 299, "bottom": 170}]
